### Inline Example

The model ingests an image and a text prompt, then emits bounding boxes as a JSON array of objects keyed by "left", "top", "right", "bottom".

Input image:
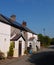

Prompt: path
[{"left": 0, "top": 55, "right": 34, "bottom": 65}]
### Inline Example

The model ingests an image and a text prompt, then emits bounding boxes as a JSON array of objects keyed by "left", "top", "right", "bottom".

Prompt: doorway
[{"left": 19, "top": 41, "right": 22, "bottom": 56}]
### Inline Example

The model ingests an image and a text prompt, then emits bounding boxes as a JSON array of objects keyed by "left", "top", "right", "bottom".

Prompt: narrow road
[
  {"left": 29, "top": 50, "right": 54, "bottom": 65},
  {"left": 1, "top": 47, "right": 54, "bottom": 65}
]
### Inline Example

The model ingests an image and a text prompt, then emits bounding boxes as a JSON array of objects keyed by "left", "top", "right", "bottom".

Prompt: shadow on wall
[{"left": 28, "top": 51, "right": 54, "bottom": 65}]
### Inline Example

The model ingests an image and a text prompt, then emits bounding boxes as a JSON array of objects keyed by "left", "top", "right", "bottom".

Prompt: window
[{"left": 29, "top": 43, "right": 32, "bottom": 49}]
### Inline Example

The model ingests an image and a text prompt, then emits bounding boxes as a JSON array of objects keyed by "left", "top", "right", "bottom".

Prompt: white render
[
  {"left": 33, "top": 34, "right": 38, "bottom": 40},
  {"left": 0, "top": 22, "right": 11, "bottom": 57},
  {"left": 13, "top": 37, "right": 25, "bottom": 57},
  {"left": 27, "top": 32, "right": 38, "bottom": 40},
  {"left": 27, "top": 32, "right": 40, "bottom": 52},
  {"left": 28, "top": 39, "right": 40, "bottom": 52},
  {"left": 27, "top": 32, "right": 33, "bottom": 40}
]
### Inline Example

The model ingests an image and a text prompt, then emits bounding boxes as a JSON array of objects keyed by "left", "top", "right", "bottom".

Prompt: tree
[
  {"left": 38, "top": 34, "right": 44, "bottom": 46},
  {"left": 38, "top": 34, "right": 51, "bottom": 47},
  {"left": 50, "top": 38, "right": 54, "bottom": 45},
  {"left": 44, "top": 36, "right": 51, "bottom": 46}
]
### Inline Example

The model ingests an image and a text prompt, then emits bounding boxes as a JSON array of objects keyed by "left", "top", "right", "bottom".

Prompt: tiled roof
[
  {"left": 10, "top": 34, "right": 25, "bottom": 41},
  {"left": 0, "top": 14, "right": 27, "bottom": 31},
  {"left": 0, "top": 14, "right": 37, "bottom": 35},
  {"left": 23, "top": 26, "right": 37, "bottom": 35}
]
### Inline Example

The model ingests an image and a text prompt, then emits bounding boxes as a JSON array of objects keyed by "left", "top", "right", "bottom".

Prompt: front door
[{"left": 19, "top": 41, "right": 22, "bottom": 56}]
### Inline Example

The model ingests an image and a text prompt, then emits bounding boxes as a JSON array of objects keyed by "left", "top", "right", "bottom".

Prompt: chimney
[
  {"left": 10, "top": 15, "right": 16, "bottom": 21},
  {"left": 22, "top": 21, "right": 27, "bottom": 27}
]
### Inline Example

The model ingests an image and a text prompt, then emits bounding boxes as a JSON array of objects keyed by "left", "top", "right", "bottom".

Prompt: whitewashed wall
[
  {"left": 28, "top": 40, "right": 40, "bottom": 52},
  {"left": 27, "top": 32, "right": 38, "bottom": 40},
  {"left": 36, "top": 41, "right": 40, "bottom": 49},
  {"left": 28, "top": 40, "right": 37, "bottom": 52},
  {"left": 27, "top": 32, "right": 33, "bottom": 39},
  {"left": 33, "top": 34, "right": 38, "bottom": 40},
  {"left": 0, "top": 22, "right": 11, "bottom": 57}
]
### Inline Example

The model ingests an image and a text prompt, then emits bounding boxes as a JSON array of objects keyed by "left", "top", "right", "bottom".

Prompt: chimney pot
[
  {"left": 22, "top": 21, "right": 27, "bottom": 27},
  {"left": 10, "top": 15, "right": 16, "bottom": 22}
]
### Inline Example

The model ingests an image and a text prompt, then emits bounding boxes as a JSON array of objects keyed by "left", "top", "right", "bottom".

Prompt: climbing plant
[{"left": 7, "top": 41, "right": 15, "bottom": 58}]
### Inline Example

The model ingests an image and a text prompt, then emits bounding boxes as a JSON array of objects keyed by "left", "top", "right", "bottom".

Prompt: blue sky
[{"left": 0, "top": 0, "right": 54, "bottom": 38}]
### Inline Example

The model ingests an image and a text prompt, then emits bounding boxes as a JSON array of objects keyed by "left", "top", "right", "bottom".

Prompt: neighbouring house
[
  {"left": 21, "top": 22, "right": 40, "bottom": 52},
  {"left": 28, "top": 37, "right": 40, "bottom": 52},
  {"left": 0, "top": 14, "right": 40, "bottom": 57}
]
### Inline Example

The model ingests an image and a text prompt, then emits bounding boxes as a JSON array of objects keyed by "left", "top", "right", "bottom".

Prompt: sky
[{"left": 0, "top": 0, "right": 54, "bottom": 38}]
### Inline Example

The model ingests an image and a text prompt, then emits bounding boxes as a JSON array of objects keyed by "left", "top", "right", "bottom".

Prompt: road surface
[
  {"left": 0, "top": 55, "right": 34, "bottom": 65},
  {"left": 1, "top": 47, "right": 54, "bottom": 65}
]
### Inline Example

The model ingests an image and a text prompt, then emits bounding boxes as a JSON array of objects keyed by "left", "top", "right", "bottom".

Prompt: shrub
[
  {"left": 24, "top": 50, "right": 28, "bottom": 55},
  {"left": 7, "top": 41, "right": 14, "bottom": 58},
  {"left": 7, "top": 47, "right": 14, "bottom": 57},
  {"left": 0, "top": 51, "right": 5, "bottom": 60}
]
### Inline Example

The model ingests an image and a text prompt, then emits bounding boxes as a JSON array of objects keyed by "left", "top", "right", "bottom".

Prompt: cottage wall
[
  {"left": 27, "top": 32, "right": 33, "bottom": 39},
  {"left": 33, "top": 34, "right": 38, "bottom": 40},
  {"left": 0, "top": 22, "right": 11, "bottom": 57}
]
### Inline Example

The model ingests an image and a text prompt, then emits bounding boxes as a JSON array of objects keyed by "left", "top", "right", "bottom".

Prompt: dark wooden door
[{"left": 19, "top": 41, "right": 22, "bottom": 56}]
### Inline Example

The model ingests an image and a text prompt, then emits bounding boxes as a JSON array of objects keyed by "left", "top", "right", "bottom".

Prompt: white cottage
[
  {"left": 0, "top": 14, "right": 26, "bottom": 57},
  {"left": 27, "top": 32, "right": 40, "bottom": 52},
  {"left": 21, "top": 22, "right": 40, "bottom": 52},
  {"left": 0, "top": 14, "right": 40, "bottom": 57}
]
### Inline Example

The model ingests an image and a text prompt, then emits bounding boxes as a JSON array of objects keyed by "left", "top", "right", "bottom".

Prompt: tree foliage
[
  {"left": 38, "top": 34, "right": 51, "bottom": 47},
  {"left": 44, "top": 36, "right": 51, "bottom": 46},
  {"left": 38, "top": 34, "right": 44, "bottom": 43},
  {"left": 51, "top": 38, "right": 54, "bottom": 45}
]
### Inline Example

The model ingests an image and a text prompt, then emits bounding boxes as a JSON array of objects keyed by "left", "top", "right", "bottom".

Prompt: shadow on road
[{"left": 28, "top": 51, "right": 54, "bottom": 65}]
